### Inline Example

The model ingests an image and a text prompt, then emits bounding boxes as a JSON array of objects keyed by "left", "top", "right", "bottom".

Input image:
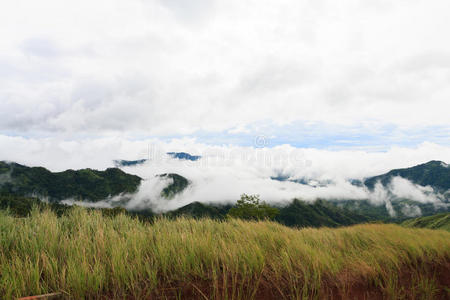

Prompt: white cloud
[
  {"left": 388, "top": 176, "right": 438, "bottom": 203},
  {"left": 1, "top": 1, "right": 449, "bottom": 212},
  {"left": 0, "top": 0, "right": 449, "bottom": 137},
  {"left": 1, "top": 135, "right": 448, "bottom": 211},
  {"left": 400, "top": 203, "right": 422, "bottom": 218}
]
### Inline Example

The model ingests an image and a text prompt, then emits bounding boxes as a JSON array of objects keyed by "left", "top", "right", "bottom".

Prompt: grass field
[
  {"left": 1, "top": 207, "right": 449, "bottom": 299},
  {"left": 402, "top": 212, "right": 450, "bottom": 232}
]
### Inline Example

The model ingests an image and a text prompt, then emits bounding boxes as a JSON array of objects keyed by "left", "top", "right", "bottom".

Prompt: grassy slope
[
  {"left": 402, "top": 212, "right": 450, "bottom": 231},
  {"left": 1, "top": 208, "right": 449, "bottom": 299}
]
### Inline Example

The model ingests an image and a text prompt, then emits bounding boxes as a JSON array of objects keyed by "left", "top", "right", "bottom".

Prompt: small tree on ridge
[{"left": 227, "top": 194, "right": 279, "bottom": 221}]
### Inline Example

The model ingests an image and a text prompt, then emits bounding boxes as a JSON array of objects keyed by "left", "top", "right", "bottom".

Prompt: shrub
[{"left": 227, "top": 194, "right": 279, "bottom": 220}]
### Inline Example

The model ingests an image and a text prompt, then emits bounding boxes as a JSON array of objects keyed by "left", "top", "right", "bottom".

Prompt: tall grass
[
  {"left": 402, "top": 212, "right": 450, "bottom": 232},
  {"left": 0, "top": 207, "right": 449, "bottom": 299}
]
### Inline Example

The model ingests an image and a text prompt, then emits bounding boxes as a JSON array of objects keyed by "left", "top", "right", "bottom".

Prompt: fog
[
  {"left": 63, "top": 148, "right": 448, "bottom": 215},
  {"left": 2, "top": 135, "right": 448, "bottom": 215}
]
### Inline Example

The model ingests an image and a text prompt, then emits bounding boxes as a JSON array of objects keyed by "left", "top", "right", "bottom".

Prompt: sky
[{"left": 1, "top": 0, "right": 450, "bottom": 171}]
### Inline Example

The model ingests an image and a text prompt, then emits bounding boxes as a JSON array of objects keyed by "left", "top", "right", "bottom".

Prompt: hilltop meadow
[
  {"left": 2, "top": 0, "right": 450, "bottom": 298},
  {"left": 1, "top": 207, "right": 449, "bottom": 299}
]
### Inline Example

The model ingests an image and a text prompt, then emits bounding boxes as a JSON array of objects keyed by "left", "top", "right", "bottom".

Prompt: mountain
[
  {"left": 331, "top": 198, "right": 449, "bottom": 221},
  {"left": 0, "top": 194, "right": 138, "bottom": 219},
  {"left": 2, "top": 159, "right": 449, "bottom": 226},
  {"left": 364, "top": 160, "right": 450, "bottom": 191},
  {"left": 273, "top": 161, "right": 450, "bottom": 192},
  {"left": 113, "top": 159, "right": 147, "bottom": 167},
  {"left": 167, "top": 152, "right": 201, "bottom": 161},
  {"left": 158, "top": 173, "right": 189, "bottom": 199},
  {"left": 165, "top": 199, "right": 371, "bottom": 228},
  {"left": 276, "top": 199, "right": 370, "bottom": 227},
  {"left": 335, "top": 161, "right": 450, "bottom": 219},
  {"left": 0, "top": 190, "right": 374, "bottom": 229},
  {"left": 401, "top": 212, "right": 450, "bottom": 231},
  {"left": 113, "top": 152, "right": 201, "bottom": 168},
  {"left": 273, "top": 160, "right": 450, "bottom": 193},
  {"left": 0, "top": 161, "right": 142, "bottom": 202},
  {"left": 165, "top": 201, "right": 231, "bottom": 219},
  {"left": 0, "top": 194, "right": 373, "bottom": 229},
  {"left": 0, "top": 194, "right": 67, "bottom": 217}
]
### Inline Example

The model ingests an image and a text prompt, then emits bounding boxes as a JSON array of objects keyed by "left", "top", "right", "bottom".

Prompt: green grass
[
  {"left": 1, "top": 208, "right": 449, "bottom": 299},
  {"left": 402, "top": 212, "right": 450, "bottom": 232}
]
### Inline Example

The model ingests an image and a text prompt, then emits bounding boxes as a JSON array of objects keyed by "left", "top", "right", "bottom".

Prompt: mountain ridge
[
  {"left": 0, "top": 161, "right": 142, "bottom": 202},
  {"left": 1, "top": 159, "right": 448, "bottom": 222},
  {"left": 363, "top": 160, "right": 450, "bottom": 191}
]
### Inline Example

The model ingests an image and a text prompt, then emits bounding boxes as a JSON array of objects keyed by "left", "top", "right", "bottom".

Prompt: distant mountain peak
[
  {"left": 167, "top": 152, "right": 201, "bottom": 161},
  {"left": 363, "top": 160, "right": 450, "bottom": 192},
  {"left": 421, "top": 160, "right": 447, "bottom": 167},
  {"left": 113, "top": 159, "right": 147, "bottom": 167}
]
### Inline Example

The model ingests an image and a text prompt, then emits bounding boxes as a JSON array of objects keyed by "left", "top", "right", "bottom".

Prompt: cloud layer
[
  {"left": 1, "top": 1, "right": 449, "bottom": 214},
  {"left": 2, "top": 134, "right": 448, "bottom": 213},
  {"left": 1, "top": 0, "right": 450, "bottom": 140}
]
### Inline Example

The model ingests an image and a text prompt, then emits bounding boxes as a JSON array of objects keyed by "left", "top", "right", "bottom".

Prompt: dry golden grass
[{"left": 1, "top": 207, "right": 449, "bottom": 299}]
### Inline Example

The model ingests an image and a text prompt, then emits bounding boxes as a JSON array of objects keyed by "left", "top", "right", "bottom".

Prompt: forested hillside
[{"left": 0, "top": 161, "right": 142, "bottom": 201}]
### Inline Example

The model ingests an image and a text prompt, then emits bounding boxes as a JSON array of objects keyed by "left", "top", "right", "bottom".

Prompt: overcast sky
[{"left": 1, "top": 0, "right": 450, "bottom": 169}]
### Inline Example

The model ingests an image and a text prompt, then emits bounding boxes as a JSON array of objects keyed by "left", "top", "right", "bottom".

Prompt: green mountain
[
  {"left": 2, "top": 160, "right": 449, "bottom": 228},
  {"left": 165, "top": 201, "right": 231, "bottom": 219},
  {"left": 364, "top": 160, "right": 450, "bottom": 191},
  {"left": 331, "top": 199, "right": 449, "bottom": 221},
  {"left": 0, "top": 193, "right": 370, "bottom": 229},
  {"left": 165, "top": 199, "right": 371, "bottom": 228},
  {"left": 0, "top": 161, "right": 191, "bottom": 203},
  {"left": 276, "top": 199, "right": 370, "bottom": 227},
  {"left": 0, "top": 195, "right": 65, "bottom": 217},
  {"left": 0, "top": 194, "right": 136, "bottom": 219},
  {"left": 158, "top": 173, "right": 189, "bottom": 199},
  {"left": 0, "top": 161, "right": 142, "bottom": 202},
  {"left": 336, "top": 160, "right": 450, "bottom": 219},
  {"left": 401, "top": 212, "right": 450, "bottom": 231}
]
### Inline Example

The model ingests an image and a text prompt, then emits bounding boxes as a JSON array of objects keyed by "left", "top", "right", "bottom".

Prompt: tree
[{"left": 227, "top": 194, "right": 279, "bottom": 221}]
